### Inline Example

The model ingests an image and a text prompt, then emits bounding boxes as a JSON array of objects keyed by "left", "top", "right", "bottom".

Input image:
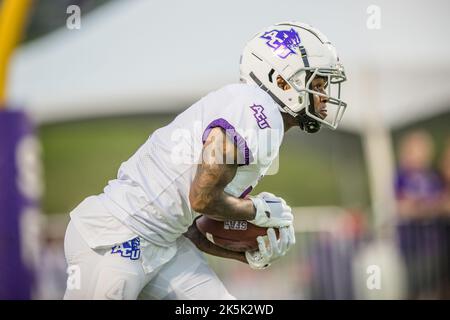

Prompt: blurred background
[{"left": 1, "top": 0, "right": 450, "bottom": 299}]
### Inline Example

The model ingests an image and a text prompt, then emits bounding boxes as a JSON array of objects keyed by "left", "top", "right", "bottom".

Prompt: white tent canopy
[{"left": 7, "top": 0, "right": 450, "bottom": 131}]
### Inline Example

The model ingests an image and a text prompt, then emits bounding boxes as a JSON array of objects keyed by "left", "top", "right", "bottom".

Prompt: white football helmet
[{"left": 240, "top": 22, "right": 347, "bottom": 133}]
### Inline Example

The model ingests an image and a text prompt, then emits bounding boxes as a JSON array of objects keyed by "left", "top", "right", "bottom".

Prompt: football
[{"left": 195, "top": 215, "right": 279, "bottom": 252}]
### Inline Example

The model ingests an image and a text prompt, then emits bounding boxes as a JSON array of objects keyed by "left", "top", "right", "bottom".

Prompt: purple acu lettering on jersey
[
  {"left": 202, "top": 118, "right": 254, "bottom": 166},
  {"left": 260, "top": 28, "right": 301, "bottom": 59},
  {"left": 250, "top": 104, "right": 270, "bottom": 129},
  {"left": 111, "top": 237, "right": 141, "bottom": 260}
]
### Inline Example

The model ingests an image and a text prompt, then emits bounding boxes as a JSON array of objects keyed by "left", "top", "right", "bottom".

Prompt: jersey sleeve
[{"left": 201, "top": 89, "right": 284, "bottom": 167}]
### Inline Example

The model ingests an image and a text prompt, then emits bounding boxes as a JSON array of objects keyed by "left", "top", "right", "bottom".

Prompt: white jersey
[{"left": 71, "top": 83, "right": 284, "bottom": 249}]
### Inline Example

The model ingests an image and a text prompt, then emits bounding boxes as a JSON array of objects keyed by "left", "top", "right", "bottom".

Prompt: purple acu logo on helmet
[{"left": 260, "top": 28, "right": 301, "bottom": 59}]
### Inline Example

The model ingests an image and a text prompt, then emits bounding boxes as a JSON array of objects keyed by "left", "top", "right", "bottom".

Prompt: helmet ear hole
[{"left": 276, "top": 75, "right": 291, "bottom": 91}]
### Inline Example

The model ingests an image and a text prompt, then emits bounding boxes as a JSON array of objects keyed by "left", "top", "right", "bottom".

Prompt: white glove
[
  {"left": 248, "top": 192, "right": 293, "bottom": 228},
  {"left": 245, "top": 225, "right": 296, "bottom": 270}
]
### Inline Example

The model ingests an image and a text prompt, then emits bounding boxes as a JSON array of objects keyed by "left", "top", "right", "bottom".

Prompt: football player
[{"left": 63, "top": 21, "right": 347, "bottom": 300}]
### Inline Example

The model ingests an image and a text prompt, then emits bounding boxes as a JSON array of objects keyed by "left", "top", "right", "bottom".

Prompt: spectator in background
[
  {"left": 396, "top": 130, "right": 442, "bottom": 219},
  {"left": 437, "top": 138, "right": 450, "bottom": 298},
  {"left": 439, "top": 139, "right": 450, "bottom": 216},
  {"left": 306, "top": 209, "right": 368, "bottom": 300},
  {"left": 395, "top": 130, "right": 445, "bottom": 299}
]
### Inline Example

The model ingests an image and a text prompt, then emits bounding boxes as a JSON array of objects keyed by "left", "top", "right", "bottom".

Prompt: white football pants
[{"left": 63, "top": 221, "right": 235, "bottom": 300}]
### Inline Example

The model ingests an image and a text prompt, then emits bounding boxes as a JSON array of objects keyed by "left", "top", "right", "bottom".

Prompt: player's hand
[
  {"left": 245, "top": 225, "right": 296, "bottom": 270},
  {"left": 248, "top": 192, "right": 293, "bottom": 228}
]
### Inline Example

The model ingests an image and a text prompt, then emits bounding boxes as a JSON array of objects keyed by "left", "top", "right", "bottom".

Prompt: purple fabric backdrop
[{"left": 0, "top": 109, "right": 36, "bottom": 299}]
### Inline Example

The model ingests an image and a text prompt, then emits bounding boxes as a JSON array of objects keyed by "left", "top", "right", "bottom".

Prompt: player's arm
[
  {"left": 189, "top": 127, "right": 256, "bottom": 221},
  {"left": 183, "top": 221, "right": 247, "bottom": 263}
]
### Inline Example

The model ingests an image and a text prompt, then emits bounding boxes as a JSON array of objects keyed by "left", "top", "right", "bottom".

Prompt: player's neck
[{"left": 281, "top": 112, "right": 298, "bottom": 132}]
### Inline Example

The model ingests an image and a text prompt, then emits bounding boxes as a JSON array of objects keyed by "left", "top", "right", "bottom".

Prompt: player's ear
[{"left": 276, "top": 75, "right": 291, "bottom": 91}]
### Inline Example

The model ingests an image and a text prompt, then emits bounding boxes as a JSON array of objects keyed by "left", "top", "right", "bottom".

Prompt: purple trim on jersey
[
  {"left": 202, "top": 118, "right": 253, "bottom": 166},
  {"left": 239, "top": 186, "right": 253, "bottom": 199}
]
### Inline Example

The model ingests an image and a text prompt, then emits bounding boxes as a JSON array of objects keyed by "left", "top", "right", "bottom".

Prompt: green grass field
[
  {"left": 38, "top": 114, "right": 370, "bottom": 215},
  {"left": 36, "top": 110, "right": 450, "bottom": 216},
  {"left": 39, "top": 113, "right": 450, "bottom": 213}
]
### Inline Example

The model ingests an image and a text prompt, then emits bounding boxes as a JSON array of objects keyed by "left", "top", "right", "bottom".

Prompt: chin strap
[
  {"left": 297, "top": 91, "right": 321, "bottom": 133},
  {"left": 297, "top": 110, "right": 321, "bottom": 133}
]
